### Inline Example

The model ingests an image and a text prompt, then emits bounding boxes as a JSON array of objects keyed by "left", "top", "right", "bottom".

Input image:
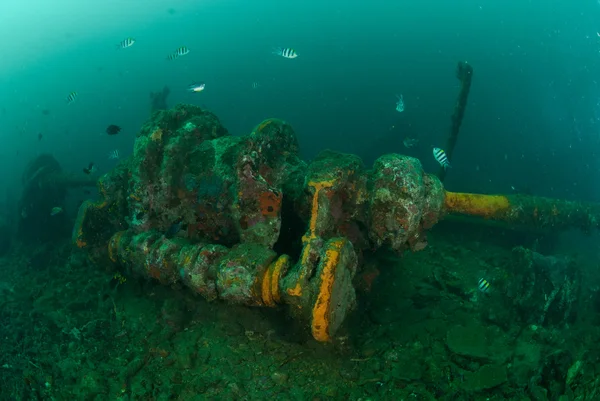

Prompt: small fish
[
  {"left": 66, "top": 92, "right": 78, "bottom": 104},
  {"left": 273, "top": 47, "right": 298, "bottom": 59},
  {"left": 106, "top": 124, "right": 121, "bottom": 135},
  {"left": 50, "top": 207, "right": 63, "bottom": 216},
  {"left": 433, "top": 147, "right": 451, "bottom": 169},
  {"left": 175, "top": 46, "right": 190, "bottom": 56},
  {"left": 403, "top": 137, "right": 418, "bottom": 148},
  {"left": 167, "top": 46, "right": 190, "bottom": 60},
  {"left": 117, "top": 38, "right": 135, "bottom": 49},
  {"left": 395, "top": 94, "right": 405, "bottom": 112},
  {"left": 108, "top": 149, "right": 119, "bottom": 160},
  {"left": 478, "top": 278, "right": 490, "bottom": 293},
  {"left": 251, "top": 82, "right": 260, "bottom": 89},
  {"left": 188, "top": 82, "right": 206, "bottom": 93},
  {"left": 38, "top": 133, "right": 43, "bottom": 141},
  {"left": 165, "top": 217, "right": 184, "bottom": 239},
  {"left": 83, "top": 162, "right": 96, "bottom": 175}
]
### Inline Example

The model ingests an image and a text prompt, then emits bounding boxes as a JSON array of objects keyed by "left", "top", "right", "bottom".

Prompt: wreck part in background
[
  {"left": 18, "top": 154, "right": 97, "bottom": 244},
  {"left": 72, "top": 104, "right": 600, "bottom": 342},
  {"left": 438, "top": 61, "right": 473, "bottom": 182},
  {"left": 149, "top": 85, "right": 170, "bottom": 115}
]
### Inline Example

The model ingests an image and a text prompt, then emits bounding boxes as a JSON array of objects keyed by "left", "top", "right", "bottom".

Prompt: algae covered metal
[
  {"left": 73, "top": 103, "right": 600, "bottom": 342},
  {"left": 73, "top": 104, "right": 447, "bottom": 342}
]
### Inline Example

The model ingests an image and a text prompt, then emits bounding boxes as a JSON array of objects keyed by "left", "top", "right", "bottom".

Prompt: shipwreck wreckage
[
  {"left": 21, "top": 62, "right": 599, "bottom": 342},
  {"left": 70, "top": 118, "right": 599, "bottom": 343}
]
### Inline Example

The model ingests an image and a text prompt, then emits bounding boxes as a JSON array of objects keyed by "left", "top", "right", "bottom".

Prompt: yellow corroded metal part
[
  {"left": 285, "top": 179, "right": 337, "bottom": 300},
  {"left": 279, "top": 174, "right": 358, "bottom": 342},
  {"left": 311, "top": 238, "right": 356, "bottom": 342},
  {"left": 303, "top": 179, "right": 335, "bottom": 241},
  {"left": 442, "top": 191, "right": 600, "bottom": 232},
  {"left": 290, "top": 179, "right": 339, "bottom": 296},
  {"left": 261, "top": 254, "right": 290, "bottom": 307},
  {"left": 286, "top": 237, "right": 320, "bottom": 299},
  {"left": 444, "top": 191, "right": 510, "bottom": 218}
]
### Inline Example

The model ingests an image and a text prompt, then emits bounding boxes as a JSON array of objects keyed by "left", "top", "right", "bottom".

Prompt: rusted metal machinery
[{"left": 73, "top": 104, "right": 600, "bottom": 342}]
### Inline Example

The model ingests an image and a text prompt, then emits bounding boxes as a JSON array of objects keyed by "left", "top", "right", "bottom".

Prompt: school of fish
[{"left": 65, "top": 38, "right": 454, "bottom": 174}]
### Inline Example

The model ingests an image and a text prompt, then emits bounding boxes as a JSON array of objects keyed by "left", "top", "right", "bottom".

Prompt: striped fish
[
  {"left": 478, "top": 278, "right": 490, "bottom": 293},
  {"left": 117, "top": 38, "right": 135, "bottom": 49},
  {"left": 433, "top": 147, "right": 451, "bottom": 169},
  {"left": 273, "top": 47, "right": 298, "bottom": 59},
  {"left": 65, "top": 92, "right": 78, "bottom": 104},
  {"left": 167, "top": 46, "right": 190, "bottom": 60},
  {"left": 175, "top": 46, "right": 190, "bottom": 56}
]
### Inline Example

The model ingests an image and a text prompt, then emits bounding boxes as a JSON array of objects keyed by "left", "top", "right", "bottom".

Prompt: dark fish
[
  {"left": 38, "top": 133, "right": 43, "bottom": 141},
  {"left": 42, "top": 109, "right": 50, "bottom": 115},
  {"left": 167, "top": 8, "right": 176, "bottom": 15},
  {"left": 106, "top": 125, "right": 121, "bottom": 135},
  {"left": 83, "top": 189, "right": 91, "bottom": 195},
  {"left": 165, "top": 217, "right": 184, "bottom": 239},
  {"left": 83, "top": 162, "right": 96, "bottom": 175}
]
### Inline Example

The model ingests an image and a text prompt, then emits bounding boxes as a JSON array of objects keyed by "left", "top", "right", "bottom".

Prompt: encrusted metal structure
[{"left": 73, "top": 104, "right": 600, "bottom": 342}]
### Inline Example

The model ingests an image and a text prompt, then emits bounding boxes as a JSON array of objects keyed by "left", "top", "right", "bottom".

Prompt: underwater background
[
  {"left": 2, "top": 0, "right": 600, "bottom": 399},
  {"left": 4, "top": 0, "right": 600, "bottom": 201}
]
